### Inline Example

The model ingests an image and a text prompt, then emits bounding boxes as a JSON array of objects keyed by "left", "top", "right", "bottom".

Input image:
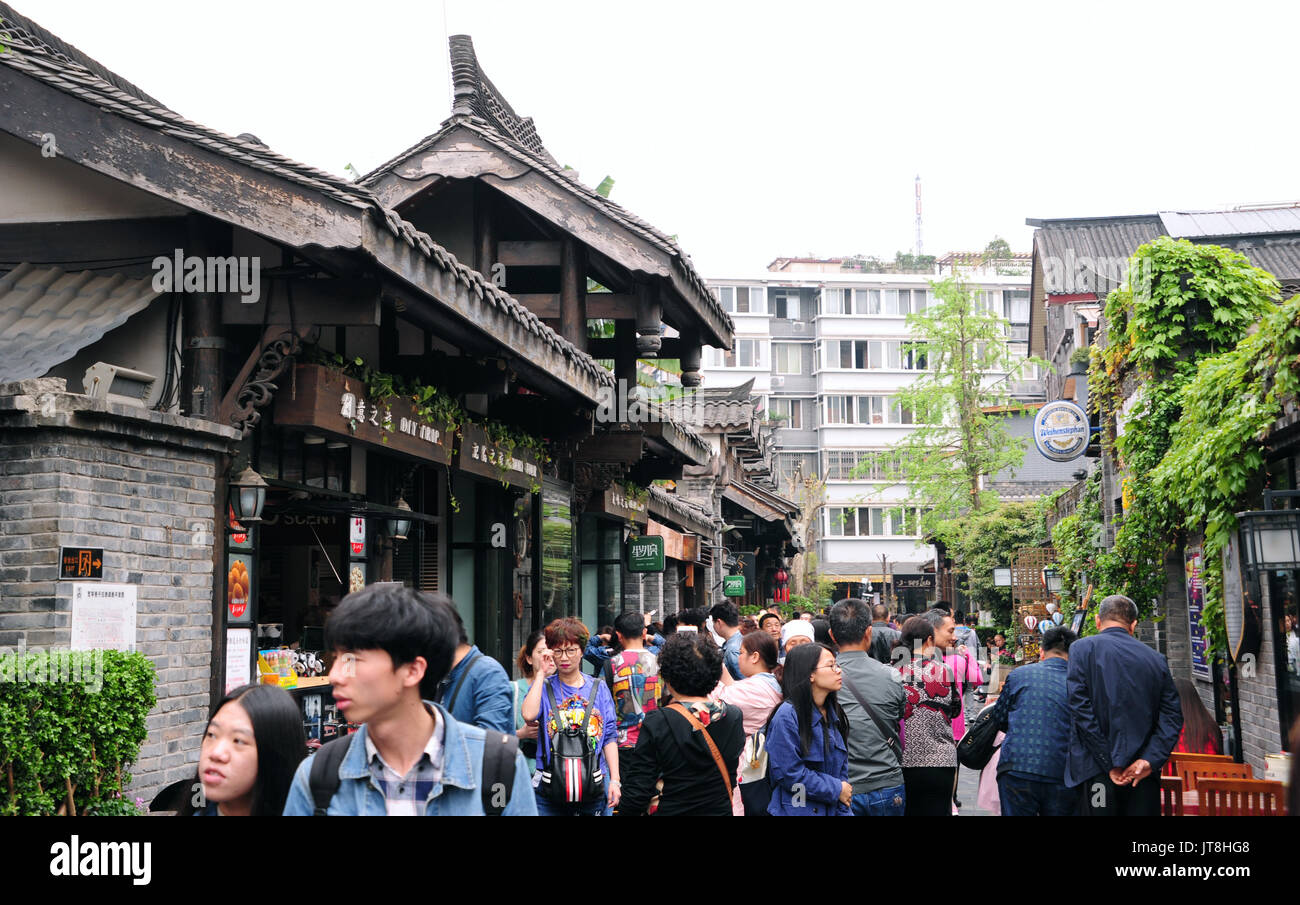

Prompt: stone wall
[{"left": 0, "top": 379, "right": 237, "bottom": 803}]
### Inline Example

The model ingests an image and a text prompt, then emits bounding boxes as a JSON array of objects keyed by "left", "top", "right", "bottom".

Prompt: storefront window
[
  {"left": 1265, "top": 570, "right": 1300, "bottom": 742},
  {"left": 541, "top": 484, "right": 574, "bottom": 622}
]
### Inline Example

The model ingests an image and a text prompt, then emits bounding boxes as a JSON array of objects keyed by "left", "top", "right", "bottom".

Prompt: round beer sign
[{"left": 1033, "top": 400, "right": 1090, "bottom": 462}]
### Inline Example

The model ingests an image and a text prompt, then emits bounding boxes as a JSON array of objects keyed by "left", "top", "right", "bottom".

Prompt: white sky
[{"left": 12, "top": 0, "right": 1300, "bottom": 275}]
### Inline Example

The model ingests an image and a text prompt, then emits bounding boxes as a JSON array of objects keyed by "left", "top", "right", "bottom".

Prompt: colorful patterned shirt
[
  {"left": 896, "top": 655, "right": 961, "bottom": 768},
  {"left": 604, "top": 649, "right": 660, "bottom": 748},
  {"left": 537, "top": 674, "right": 619, "bottom": 777}
]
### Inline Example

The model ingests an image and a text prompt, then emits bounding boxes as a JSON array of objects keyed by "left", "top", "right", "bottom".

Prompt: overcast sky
[{"left": 14, "top": 0, "right": 1300, "bottom": 275}]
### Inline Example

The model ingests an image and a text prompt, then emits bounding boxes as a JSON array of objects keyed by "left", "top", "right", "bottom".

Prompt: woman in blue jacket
[{"left": 766, "top": 642, "right": 852, "bottom": 816}]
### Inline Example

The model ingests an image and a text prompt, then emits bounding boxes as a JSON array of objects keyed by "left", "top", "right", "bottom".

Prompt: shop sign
[
  {"left": 275, "top": 363, "right": 453, "bottom": 465},
  {"left": 646, "top": 519, "right": 697, "bottom": 562},
  {"left": 60, "top": 547, "right": 103, "bottom": 580},
  {"left": 227, "top": 554, "right": 253, "bottom": 623},
  {"left": 456, "top": 423, "right": 542, "bottom": 490},
  {"left": 1185, "top": 548, "right": 1210, "bottom": 680},
  {"left": 592, "top": 483, "right": 649, "bottom": 525},
  {"left": 893, "top": 573, "right": 935, "bottom": 590},
  {"left": 627, "top": 535, "right": 665, "bottom": 573},
  {"left": 349, "top": 517, "right": 366, "bottom": 558},
  {"left": 1032, "top": 400, "right": 1090, "bottom": 462},
  {"left": 723, "top": 574, "right": 746, "bottom": 597}
]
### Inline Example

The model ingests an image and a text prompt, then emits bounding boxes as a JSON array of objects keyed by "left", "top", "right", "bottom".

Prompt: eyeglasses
[
  {"left": 815, "top": 662, "right": 842, "bottom": 672},
  {"left": 552, "top": 647, "right": 582, "bottom": 659}
]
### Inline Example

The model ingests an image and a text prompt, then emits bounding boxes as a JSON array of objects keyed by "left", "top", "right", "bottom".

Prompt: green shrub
[{"left": 0, "top": 649, "right": 156, "bottom": 816}]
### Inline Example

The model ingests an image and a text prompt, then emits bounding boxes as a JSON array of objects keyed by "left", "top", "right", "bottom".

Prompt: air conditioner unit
[
  {"left": 770, "top": 376, "right": 785, "bottom": 388},
  {"left": 793, "top": 322, "right": 807, "bottom": 333}
]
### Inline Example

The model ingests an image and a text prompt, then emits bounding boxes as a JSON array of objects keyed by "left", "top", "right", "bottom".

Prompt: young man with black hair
[
  {"left": 1065, "top": 594, "right": 1183, "bottom": 816},
  {"left": 868, "top": 603, "right": 901, "bottom": 664},
  {"left": 282, "top": 585, "right": 536, "bottom": 816},
  {"left": 710, "top": 602, "right": 744, "bottom": 680},
  {"left": 434, "top": 608, "right": 514, "bottom": 733},
  {"left": 991, "top": 625, "right": 1079, "bottom": 816},
  {"left": 829, "top": 598, "right": 908, "bottom": 816},
  {"left": 604, "top": 610, "right": 661, "bottom": 785}
]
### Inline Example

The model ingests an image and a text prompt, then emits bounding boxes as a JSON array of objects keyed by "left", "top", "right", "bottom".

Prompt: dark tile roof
[
  {"left": 1030, "top": 215, "right": 1164, "bottom": 293},
  {"left": 0, "top": 11, "right": 613, "bottom": 388},
  {"left": 361, "top": 37, "right": 732, "bottom": 340},
  {"left": 0, "top": 264, "right": 161, "bottom": 383},
  {"left": 1194, "top": 237, "right": 1300, "bottom": 285}
]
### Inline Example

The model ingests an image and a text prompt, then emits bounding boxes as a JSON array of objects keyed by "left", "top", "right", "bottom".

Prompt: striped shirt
[{"left": 364, "top": 706, "right": 445, "bottom": 816}]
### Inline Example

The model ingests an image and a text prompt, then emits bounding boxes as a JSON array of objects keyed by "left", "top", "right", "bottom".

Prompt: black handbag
[{"left": 956, "top": 705, "right": 1002, "bottom": 770}]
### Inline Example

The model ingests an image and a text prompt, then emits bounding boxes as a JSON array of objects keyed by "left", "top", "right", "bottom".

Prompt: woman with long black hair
[
  {"left": 1166, "top": 677, "right": 1224, "bottom": 767},
  {"left": 177, "top": 683, "right": 307, "bottom": 816},
  {"left": 764, "top": 642, "right": 852, "bottom": 816}
]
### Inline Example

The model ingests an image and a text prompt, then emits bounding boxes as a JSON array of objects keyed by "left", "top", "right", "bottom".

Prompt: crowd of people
[{"left": 177, "top": 585, "right": 1300, "bottom": 817}]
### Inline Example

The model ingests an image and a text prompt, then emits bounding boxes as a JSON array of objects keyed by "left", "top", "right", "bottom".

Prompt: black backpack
[
  {"left": 538, "top": 676, "right": 605, "bottom": 805},
  {"left": 308, "top": 725, "right": 518, "bottom": 816}
]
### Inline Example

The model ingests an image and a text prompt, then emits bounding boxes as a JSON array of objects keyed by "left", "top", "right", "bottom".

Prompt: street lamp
[
  {"left": 1043, "top": 567, "right": 1063, "bottom": 594},
  {"left": 993, "top": 567, "right": 1012, "bottom": 588},
  {"left": 1237, "top": 507, "right": 1300, "bottom": 572},
  {"left": 387, "top": 496, "right": 413, "bottom": 543},
  {"left": 229, "top": 466, "right": 268, "bottom": 523}
]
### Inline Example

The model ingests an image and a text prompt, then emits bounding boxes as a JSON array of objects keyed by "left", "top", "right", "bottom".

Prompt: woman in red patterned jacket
[{"left": 893, "top": 615, "right": 963, "bottom": 816}]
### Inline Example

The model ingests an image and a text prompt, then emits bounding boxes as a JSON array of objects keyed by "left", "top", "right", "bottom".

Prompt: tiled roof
[
  {"left": 0, "top": 264, "right": 161, "bottom": 383},
  {"left": 1159, "top": 207, "right": 1300, "bottom": 240},
  {"left": 361, "top": 37, "right": 732, "bottom": 339},
  {"left": 1195, "top": 237, "right": 1300, "bottom": 285},
  {"left": 0, "top": 12, "right": 613, "bottom": 388},
  {"left": 648, "top": 484, "right": 716, "bottom": 534}
]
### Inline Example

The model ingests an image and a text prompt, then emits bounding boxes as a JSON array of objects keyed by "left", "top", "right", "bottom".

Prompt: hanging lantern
[
  {"left": 229, "top": 467, "right": 268, "bottom": 524},
  {"left": 387, "top": 496, "right": 412, "bottom": 543}
]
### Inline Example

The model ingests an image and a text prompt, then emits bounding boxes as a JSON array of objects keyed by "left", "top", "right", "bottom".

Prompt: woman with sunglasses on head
[
  {"left": 764, "top": 642, "right": 852, "bottom": 816},
  {"left": 177, "top": 683, "right": 307, "bottom": 816},
  {"left": 521, "top": 617, "right": 620, "bottom": 816}
]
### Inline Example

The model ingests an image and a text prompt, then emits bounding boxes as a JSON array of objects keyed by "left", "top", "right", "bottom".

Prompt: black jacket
[{"left": 617, "top": 703, "right": 745, "bottom": 816}]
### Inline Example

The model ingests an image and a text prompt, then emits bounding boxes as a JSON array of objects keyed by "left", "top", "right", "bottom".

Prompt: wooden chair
[
  {"left": 1173, "top": 759, "right": 1252, "bottom": 791},
  {"left": 1160, "top": 775, "right": 1185, "bottom": 816},
  {"left": 1196, "top": 778, "right": 1287, "bottom": 816},
  {"left": 1168, "top": 752, "right": 1233, "bottom": 767}
]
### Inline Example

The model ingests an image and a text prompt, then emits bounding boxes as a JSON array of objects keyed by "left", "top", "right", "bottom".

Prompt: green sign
[
  {"left": 723, "top": 574, "right": 746, "bottom": 597},
  {"left": 627, "top": 535, "right": 665, "bottom": 573}
]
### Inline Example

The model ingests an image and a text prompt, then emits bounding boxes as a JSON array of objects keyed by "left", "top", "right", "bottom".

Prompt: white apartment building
[{"left": 701, "top": 258, "right": 1037, "bottom": 613}]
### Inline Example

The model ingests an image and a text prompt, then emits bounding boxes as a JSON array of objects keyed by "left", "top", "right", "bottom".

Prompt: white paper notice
[
  {"left": 70, "top": 582, "right": 137, "bottom": 651},
  {"left": 225, "top": 628, "right": 252, "bottom": 692}
]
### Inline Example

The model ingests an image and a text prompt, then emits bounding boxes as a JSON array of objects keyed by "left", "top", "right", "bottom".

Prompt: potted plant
[{"left": 1068, "top": 345, "right": 1090, "bottom": 376}]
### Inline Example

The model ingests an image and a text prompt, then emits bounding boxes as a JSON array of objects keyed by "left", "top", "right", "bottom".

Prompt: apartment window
[
  {"left": 883, "top": 289, "right": 917, "bottom": 316},
  {"left": 851, "top": 289, "right": 881, "bottom": 315},
  {"left": 773, "top": 344, "right": 802, "bottom": 375},
  {"left": 769, "top": 397, "right": 802, "bottom": 429},
  {"left": 890, "top": 397, "right": 915, "bottom": 424},
  {"left": 717, "top": 287, "right": 734, "bottom": 311},
  {"left": 777, "top": 452, "right": 818, "bottom": 484},
  {"left": 773, "top": 293, "right": 800, "bottom": 319},
  {"left": 824, "top": 396, "right": 854, "bottom": 425},
  {"left": 821, "top": 288, "right": 850, "bottom": 316},
  {"left": 1004, "top": 289, "right": 1030, "bottom": 323},
  {"left": 822, "top": 340, "right": 868, "bottom": 370},
  {"left": 735, "top": 286, "right": 765, "bottom": 314},
  {"left": 725, "top": 339, "right": 765, "bottom": 368},
  {"left": 827, "top": 507, "right": 860, "bottom": 537}
]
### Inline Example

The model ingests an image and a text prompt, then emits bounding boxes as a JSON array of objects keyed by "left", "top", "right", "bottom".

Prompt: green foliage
[
  {"left": 931, "top": 498, "right": 1053, "bottom": 626},
  {"left": 1089, "top": 237, "right": 1293, "bottom": 652},
  {"left": 894, "top": 251, "right": 937, "bottom": 272},
  {"left": 866, "top": 276, "right": 1039, "bottom": 535},
  {"left": 0, "top": 650, "right": 156, "bottom": 816}
]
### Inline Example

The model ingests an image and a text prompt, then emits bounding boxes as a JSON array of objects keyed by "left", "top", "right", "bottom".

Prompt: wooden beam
[
  {"left": 498, "top": 240, "right": 561, "bottom": 267},
  {"left": 577, "top": 431, "right": 645, "bottom": 464},
  {"left": 222, "top": 278, "right": 382, "bottom": 326},
  {"left": 0, "top": 216, "right": 187, "bottom": 267},
  {"left": 635, "top": 281, "right": 663, "bottom": 356},
  {"left": 474, "top": 182, "right": 496, "bottom": 275},
  {"left": 515, "top": 293, "right": 636, "bottom": 320}
]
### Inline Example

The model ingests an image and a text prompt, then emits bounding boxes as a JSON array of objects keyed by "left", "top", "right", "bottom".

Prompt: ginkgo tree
[{"left": 853, "top": 276, "right": 1043, "bottom": 535}]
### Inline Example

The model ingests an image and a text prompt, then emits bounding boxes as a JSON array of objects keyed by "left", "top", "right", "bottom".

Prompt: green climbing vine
[{"left": 1087, "top": 237, "right": 1289, "bottom": 650}]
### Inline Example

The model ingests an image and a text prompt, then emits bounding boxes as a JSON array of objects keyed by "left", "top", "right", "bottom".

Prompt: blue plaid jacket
[{"left": 991, "top": 657, "right": 1071, "bottom": 783}]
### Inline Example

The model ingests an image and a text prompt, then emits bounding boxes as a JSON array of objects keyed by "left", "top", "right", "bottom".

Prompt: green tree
[{"left": 857, "top": 276, "right": 1037, "bottom": 535}]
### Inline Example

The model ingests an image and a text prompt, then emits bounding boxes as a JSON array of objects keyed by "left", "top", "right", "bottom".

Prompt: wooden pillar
[
  {"left": 635, "top": 281, "right": 662, "bottom": 357},
  {"left": 615, "top": 321, "right": 638, "bottom": 403},
  {"left": 560, "top": 238, "right": 587, "bottom": 348},
  {"left": 680, "top": 332, "right": 703, "bottom": 388},
  {"left": 474, "top": 184, "right": 496, "bottom": 277},
  {"left": 182, "top": 215, "right": 226, "bottom": 421}
]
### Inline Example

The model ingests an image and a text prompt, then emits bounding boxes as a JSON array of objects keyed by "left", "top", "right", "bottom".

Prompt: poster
[
  {"left": 227, "top": 553, "right": 254, "bottom": 622},
  {"left": 349, "top": 517, "right": 366, "bottom": 558},
  {"left": 70, "top": 582, "right": 137, "bottom": 651},
  {"left": 1186, "top": 547, "right": 1210, "bottom": 681},
  {"left": 225, "top": 628, "right": 252, "bottom": 692}
]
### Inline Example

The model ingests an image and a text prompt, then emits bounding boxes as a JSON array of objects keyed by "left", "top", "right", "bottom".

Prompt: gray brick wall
[{"left": 0, "top": 379, "right": 237, "bottom": 806}]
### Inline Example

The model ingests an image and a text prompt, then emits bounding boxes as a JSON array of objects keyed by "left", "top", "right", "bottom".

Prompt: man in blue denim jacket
[
  {"left": 283, "top": 585, "right": 535, "bottom": 816},
  {"left": 435, "top": 609, "right": 514, "bottom": 733}
]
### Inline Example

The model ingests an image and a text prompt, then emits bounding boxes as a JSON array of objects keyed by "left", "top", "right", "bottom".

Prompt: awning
[{"left": 0, "top": 263, "right": 162, "bottom": 384}]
